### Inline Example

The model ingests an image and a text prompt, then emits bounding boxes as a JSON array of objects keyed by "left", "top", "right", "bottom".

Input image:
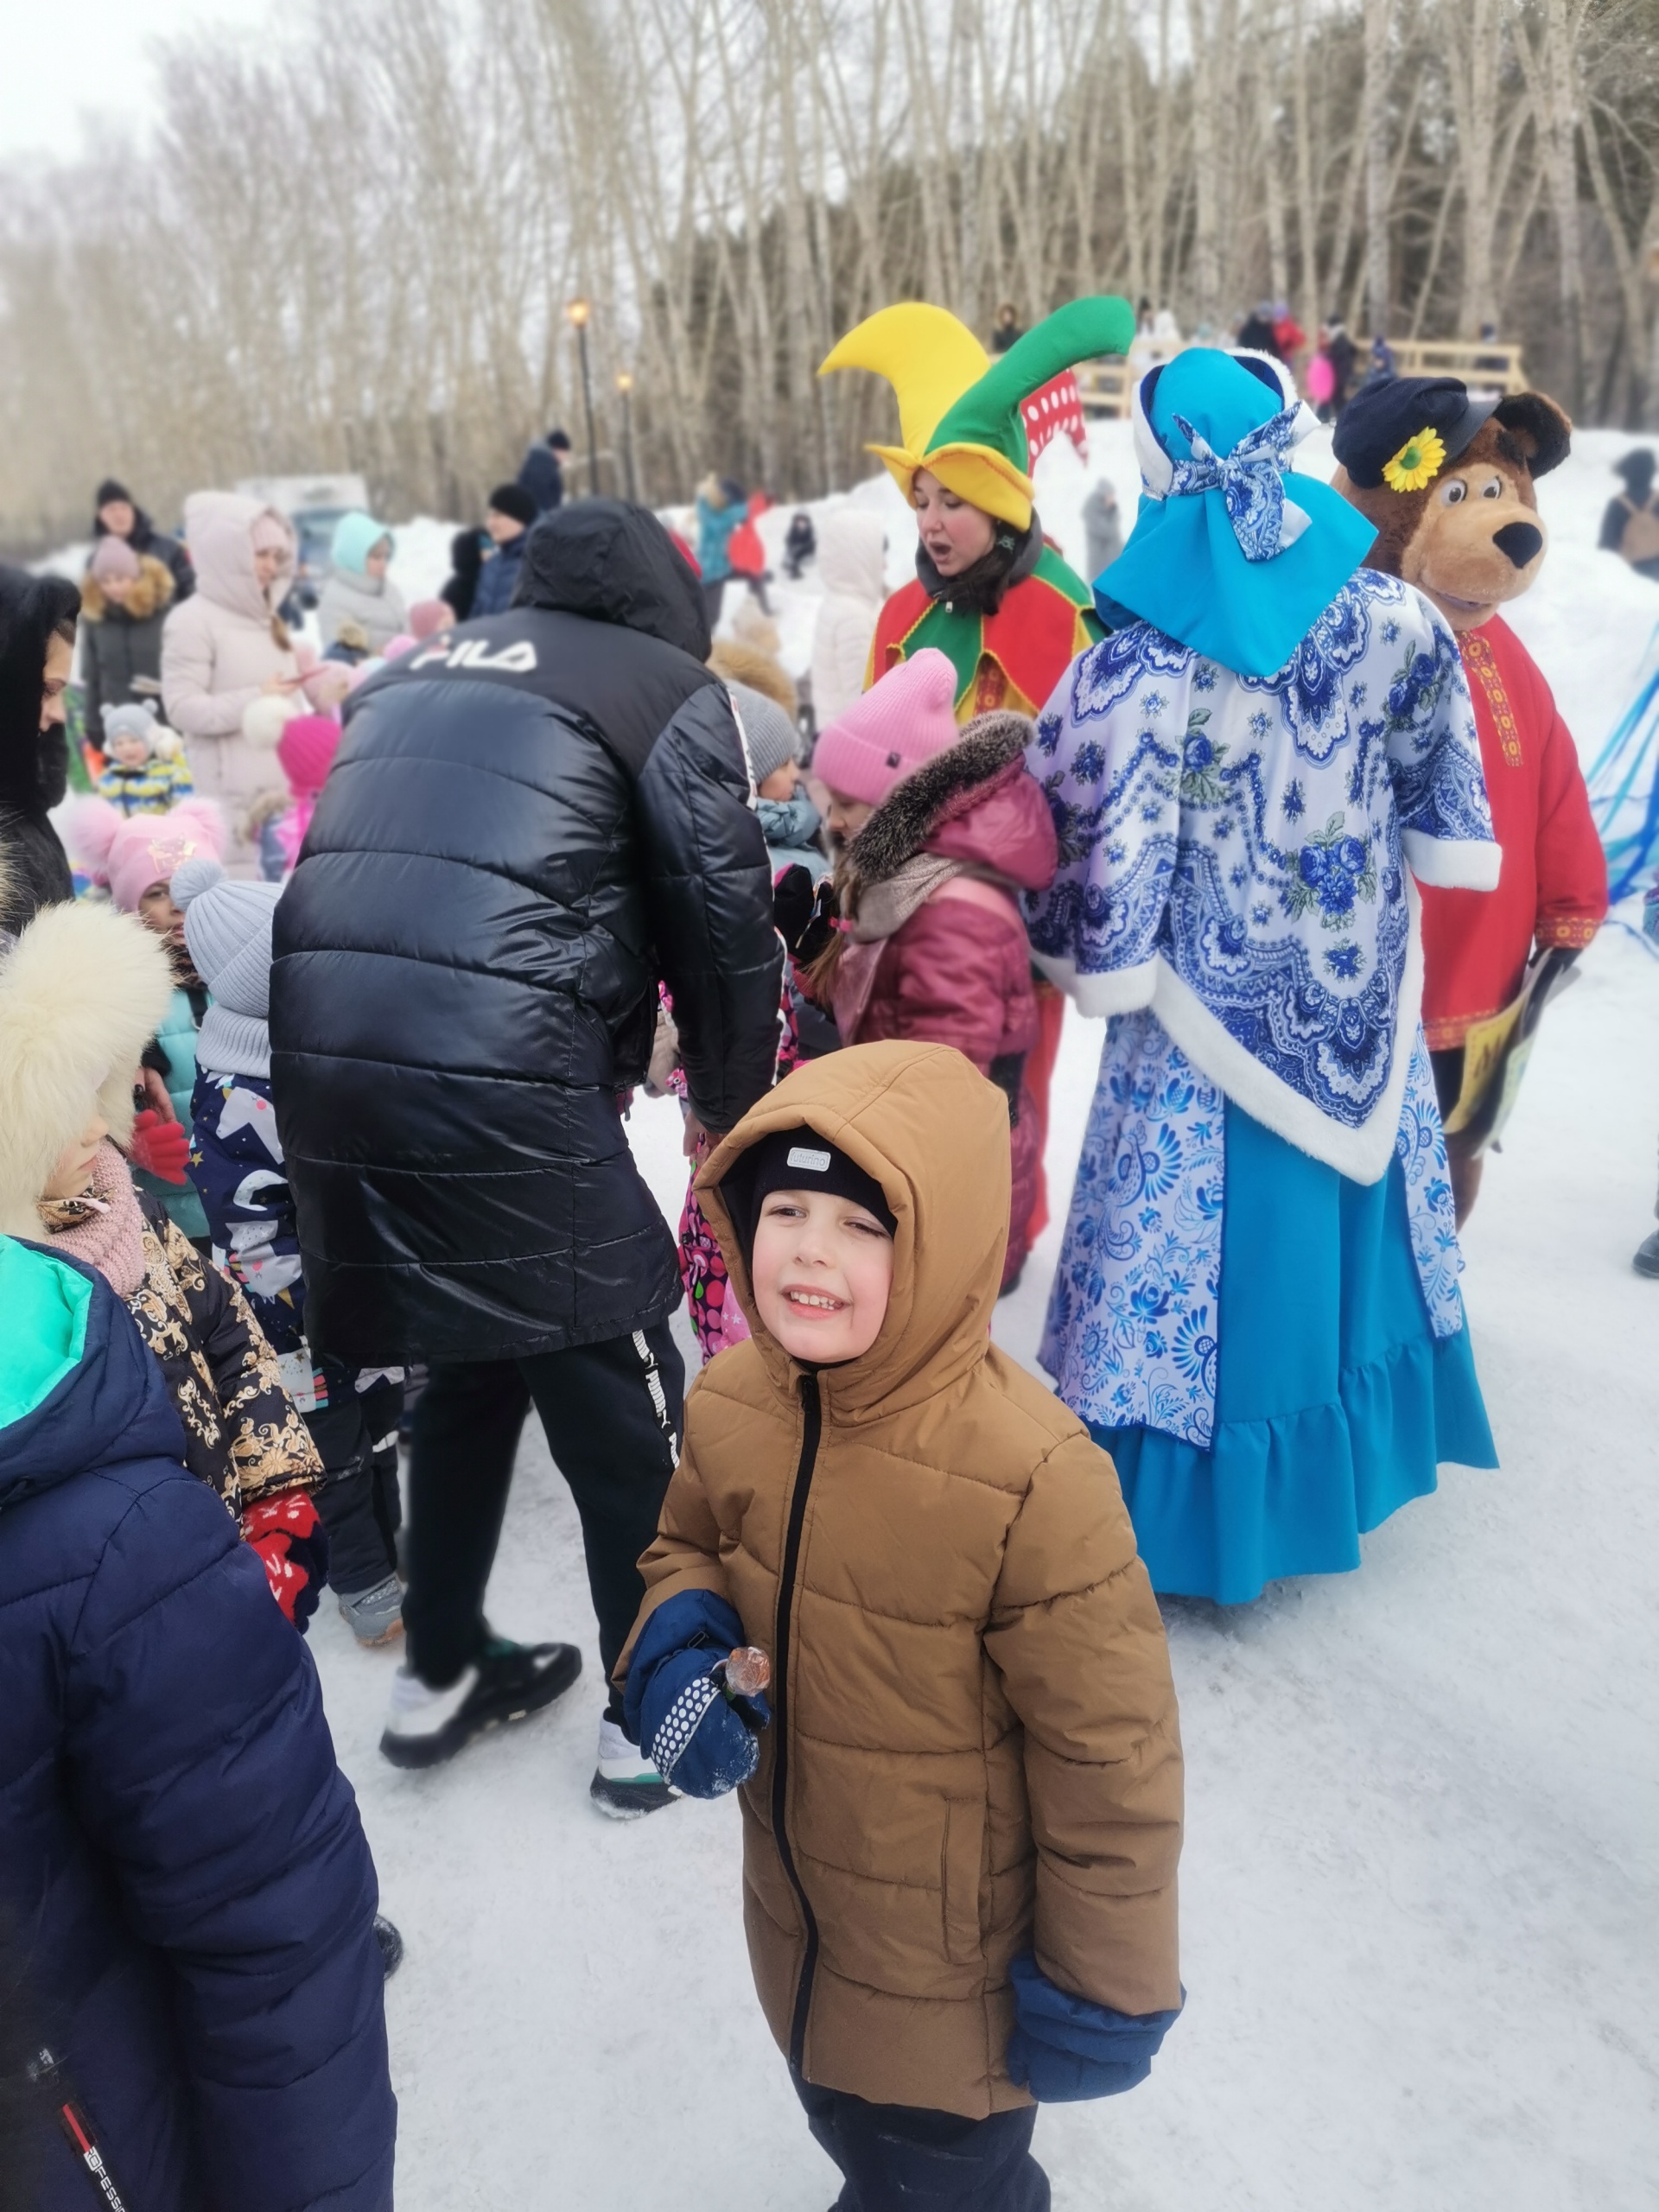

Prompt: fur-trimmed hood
[
  {"left": 842, "top": 709, "right": 1056, "bottom": 893},
  {"left": 79, "top": 556, "right": 175, "bottom": 626},
  {"left": 709, "top": 637, "right": 797, "bottom": 715},
  {"left": 0, "top": 895, "right": 175, "bottom": 1239}
]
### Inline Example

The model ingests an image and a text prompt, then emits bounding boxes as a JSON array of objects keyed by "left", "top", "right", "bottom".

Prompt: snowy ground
[{"left": 304, "top": 429, "right": 1659, "bottom": 2209}]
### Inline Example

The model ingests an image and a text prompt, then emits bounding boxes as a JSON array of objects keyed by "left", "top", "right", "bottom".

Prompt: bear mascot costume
[{"left": 1332, "top": 376, "right": 1608, "bottom": 1222}]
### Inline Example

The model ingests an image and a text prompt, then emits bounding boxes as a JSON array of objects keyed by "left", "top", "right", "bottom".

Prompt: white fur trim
[
  {"left": 0, "top": 902, "right": 175, "bottom": 1237},
  {"left": 1031, "top": 949, "right": 1158, "bottom": 1018},
  {"left": 1404, "top": 831, "right": 1503, "bottom": 891}
]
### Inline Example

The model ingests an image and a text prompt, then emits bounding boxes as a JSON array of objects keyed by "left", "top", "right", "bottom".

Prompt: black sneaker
[
  {"left": 379, "top": 1638, "right": 583, "bottom": 1770},
  {"left": 373, "top": 1915, "right": 404, "bottom": 1978},
  {"left": 1635, "top": 1229, "right": 1659, "bottom": 1280}
]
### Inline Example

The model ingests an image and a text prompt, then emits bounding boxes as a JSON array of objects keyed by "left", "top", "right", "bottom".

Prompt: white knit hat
[{"left": 173, "top": 855, "right": 281, "bottom": 1077}]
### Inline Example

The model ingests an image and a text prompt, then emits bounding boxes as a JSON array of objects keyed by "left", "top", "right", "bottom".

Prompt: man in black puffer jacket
[{"left": 271, "top": 499, "right": 781, "bottom": 1810}]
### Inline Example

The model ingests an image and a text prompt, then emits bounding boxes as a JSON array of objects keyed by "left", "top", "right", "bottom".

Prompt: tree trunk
[{"left": 1363, "top": 0, "right": 1392, "bottom": 339}]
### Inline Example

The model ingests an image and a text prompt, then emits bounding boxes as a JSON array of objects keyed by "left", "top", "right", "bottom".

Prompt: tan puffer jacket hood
[{"left": 630, "top": 1039, "right": 1182, "bottom": 2118}]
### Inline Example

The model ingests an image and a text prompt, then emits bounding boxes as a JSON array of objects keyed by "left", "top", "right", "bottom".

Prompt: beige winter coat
[
  {"left": 627, "top": 1039, "right": 1183, "bottom": 2119},
  {"left": 810, "top": 508, "right": 887, "bottom": 726},
  {"left": 161, "top": 493, "right": 297, "bottom": 867}
]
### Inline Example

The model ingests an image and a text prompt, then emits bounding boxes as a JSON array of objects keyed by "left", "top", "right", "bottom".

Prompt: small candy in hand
[{"left": 722, "top": 1646, "right": 771, "bottom": 1700}]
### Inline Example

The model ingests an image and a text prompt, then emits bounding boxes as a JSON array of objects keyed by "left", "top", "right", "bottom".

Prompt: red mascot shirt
[{"left": 1419, "top": 613, "right": 1607, "bottom": 1048}]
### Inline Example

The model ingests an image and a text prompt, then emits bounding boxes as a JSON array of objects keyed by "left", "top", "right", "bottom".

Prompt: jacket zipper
[{"left": 772, "top": 1370, "right": 823, "bottom": 2075}]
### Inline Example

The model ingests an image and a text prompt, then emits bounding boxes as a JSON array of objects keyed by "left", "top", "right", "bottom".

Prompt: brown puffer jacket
[{"left": 627, "top": 1039, "right": 1182, "bottom": 2118}]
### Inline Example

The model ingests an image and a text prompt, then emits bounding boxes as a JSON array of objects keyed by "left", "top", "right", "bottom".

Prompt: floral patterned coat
[{"left": 128, "top": 1191, "right": 321, "bottom": 1512}]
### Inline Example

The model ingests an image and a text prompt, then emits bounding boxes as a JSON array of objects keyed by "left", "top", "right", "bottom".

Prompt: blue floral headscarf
[{"left": 1094, "top": 347, "right": 1377, "bottom": 680}]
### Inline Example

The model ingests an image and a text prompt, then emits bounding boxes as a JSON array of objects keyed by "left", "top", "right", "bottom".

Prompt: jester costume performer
[
  {"left": 1024, "top": 347, "right": 1499, "bottom": 1604},
  {"left": 820, "top": 294, "right": 1136, "bottom": 1238}
]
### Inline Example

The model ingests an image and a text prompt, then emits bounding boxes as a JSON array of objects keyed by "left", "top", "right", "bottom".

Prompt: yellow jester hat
[{"left": 819, "top": 296, "right": 1136, "bottom": 531}]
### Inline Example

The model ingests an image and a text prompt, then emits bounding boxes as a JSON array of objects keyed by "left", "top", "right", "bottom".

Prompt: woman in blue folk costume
[{"left": 1024, "top": 346, "right": 1501, "bottom": 1604}]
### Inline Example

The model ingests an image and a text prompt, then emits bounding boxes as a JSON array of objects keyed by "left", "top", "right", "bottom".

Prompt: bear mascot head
[{"left": 1330, "top": 375, "right": 1571, "bottom": 630}]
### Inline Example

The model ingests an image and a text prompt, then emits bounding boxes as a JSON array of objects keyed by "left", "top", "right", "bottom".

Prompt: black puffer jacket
[{"left": 271, "top": 499, "right": 782, "bottom": 1366}]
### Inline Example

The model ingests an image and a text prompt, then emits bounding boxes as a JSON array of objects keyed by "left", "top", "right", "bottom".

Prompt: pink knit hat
[
  {"left": 276, "top": 714, "right": 341, "bottom": 798},
  {"left": 409, "top": 599, "right": 451, "bottom": 639},
  {"left": 810, "top": 647, "right": 960, "bottom": 807},
  {"left": 90, "top": 536, "right": 142, "bottom": 583},
  {"left": 67, "top": 797, "right": 226, "bottom": 913}
]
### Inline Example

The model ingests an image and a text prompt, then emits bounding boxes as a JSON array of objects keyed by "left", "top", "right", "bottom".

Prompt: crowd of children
[{"left": 0, "top": 289, "right": 1621, "bottom": 2209}]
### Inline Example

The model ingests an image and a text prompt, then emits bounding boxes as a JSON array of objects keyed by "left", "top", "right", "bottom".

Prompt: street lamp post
[
  {"left": 615, "top": 370, "right": 638, "bottom": 502},
  {"left": 566, "top": 297, "right": 600, "bottom": 497}
]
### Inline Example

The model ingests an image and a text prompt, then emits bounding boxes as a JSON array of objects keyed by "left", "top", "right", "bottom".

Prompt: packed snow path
[{"left": 308, "top": 922, "right": 1657, "bottom": 2211}]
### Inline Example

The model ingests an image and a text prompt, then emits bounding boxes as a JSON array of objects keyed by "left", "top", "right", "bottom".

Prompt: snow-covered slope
[{"left": 304, "top": 421, "right": 1659, "bottom": 2209}]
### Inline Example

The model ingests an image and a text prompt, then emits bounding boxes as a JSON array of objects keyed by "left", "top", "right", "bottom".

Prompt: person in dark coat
[
  {"left": 0, "top": 1233, "right": 396, "bottom": 2212},
  {"left": 270, "top": 496, "right": 783, "bottom": 1813},
  {"left": 0, "top": 566, "right": 80, "bottom": 936},
  {"left": 92, "top": 479, "right": 194, "bottom": 602},
  {"left": 469, "top": 482, "right": 537, "bottom": 619},
  {"left": 518, "top": 426, "right": 571, "bottom": 514},
  {"left": 439, "top": 525, "right": 485, "bottom": 622}
]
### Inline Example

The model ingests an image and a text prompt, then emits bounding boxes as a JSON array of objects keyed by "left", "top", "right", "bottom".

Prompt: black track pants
[
  {"left": 792, "top": 2072, "right": 1050, "bottom": 2212},
  {"left": 402, "top": 1325, "right": 684, "bottom": 1716}
]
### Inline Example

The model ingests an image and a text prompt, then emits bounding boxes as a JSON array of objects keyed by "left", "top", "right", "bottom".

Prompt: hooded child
[
  {"left": 1023, "top": 344, "right": 1500, "bottom": 1605},
  {"left": 317, "top": 512, "right": 409, "bottom": 658},
  {"left": 0, "top": 892, "right": 327, "bottom": 1629},
  {"left": 95, "top": 701, "right": 194, "bottom": 817},
  {"left": 808, "top": 646, "right": 1058, "bottom": 1291},
  {"left": 63, "top": 796, "right": 226, "bottom": 1243},
  {"left": 173, "top": 854, "right": 407, "bottom": 1647},
  {"left": 618, "top": 1041, "right": 1183, "bottom": 2211}
]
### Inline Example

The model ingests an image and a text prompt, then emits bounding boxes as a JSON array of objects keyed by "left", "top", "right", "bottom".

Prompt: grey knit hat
[
  {"left": 728, "top": 681, "right": 800, "bottom": 788},
  {"left": 101, "top": 701, "right": 162, "bottom": 753},
  {"left": 172, "top": 855, "right": 281, "bottom": 1077}
]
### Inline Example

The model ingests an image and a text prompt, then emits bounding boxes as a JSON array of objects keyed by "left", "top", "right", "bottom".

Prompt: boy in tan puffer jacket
[{"left": 620, "top": 1039, "right": 1183, "bottom": 2211}]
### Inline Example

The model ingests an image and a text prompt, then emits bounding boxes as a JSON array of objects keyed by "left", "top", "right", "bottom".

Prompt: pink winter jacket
[
  {"left": 834, "top": 712, "right": 1058, "bottom": 1276},
  {"left": 162, "top": 494, "right": 298, "bottom": 871}
]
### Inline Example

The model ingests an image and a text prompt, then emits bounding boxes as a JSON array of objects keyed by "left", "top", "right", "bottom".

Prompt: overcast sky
[{"left": 1, "top": 0, "right": 275, "bottom": 164}]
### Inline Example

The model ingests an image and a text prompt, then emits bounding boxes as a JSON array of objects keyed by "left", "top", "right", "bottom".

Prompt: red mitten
[
  {"left": 240, "top": 1492, "right": 331, "bottom": 1632},
  {"left": 128, "top": 1109, "right": 191, "bottom": 1185}
]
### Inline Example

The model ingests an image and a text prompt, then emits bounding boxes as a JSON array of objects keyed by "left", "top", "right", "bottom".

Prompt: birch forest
[{"left": 1, "top": 0, "right": 1656, "bottom": 548}]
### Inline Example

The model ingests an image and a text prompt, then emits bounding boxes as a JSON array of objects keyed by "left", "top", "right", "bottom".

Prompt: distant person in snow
[
  {"left": 989, "top": 300, "right": 1024, "bottom": 353},
  {"left": 1081, "top": 477, "right": 1124, "bottom": 580},
  {"left": 91, "top": 477, "right": 194, "bottom": 601},
  {"left": 79, "top": 533, "right": 176, "bottom": 738},
  {"left": 1601, "top": 449, "right": 1659, "bottom": 581},
  {"left": 317, "top": 512, "right": 409, "bottom": 657},
  {"left": 1235, "top": 301, "right": 1280, "bottom": 355},
  {"left": 469, "top": 483, "right": 537, "bottom": 619},
  {"left": 782, "top": 509, "right": 816, "bottom": 579},
  {"left": 518, "top": 425, "right": 571, "bottom": 514}
]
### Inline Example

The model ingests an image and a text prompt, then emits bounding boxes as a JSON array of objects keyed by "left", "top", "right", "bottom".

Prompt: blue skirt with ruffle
[{"left": 1092, "top": 1099, "right": 1497, "bottom": 1604}]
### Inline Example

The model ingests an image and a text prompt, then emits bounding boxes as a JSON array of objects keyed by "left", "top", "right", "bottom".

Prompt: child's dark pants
[
  {"left": 793, "top": 2073, "right": 1050, "bottom": 2212},
  {"left": 402, "top": 1324, "right": 684, "bottom": 1719},
  {"left": 304, "top": 1361, "right": 404, "bottom": 1596}
]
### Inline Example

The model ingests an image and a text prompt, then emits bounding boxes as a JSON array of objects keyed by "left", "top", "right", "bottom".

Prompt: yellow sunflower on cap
[{"left": 1381, "top": 427, "right": 1447, "bottom": 493}]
